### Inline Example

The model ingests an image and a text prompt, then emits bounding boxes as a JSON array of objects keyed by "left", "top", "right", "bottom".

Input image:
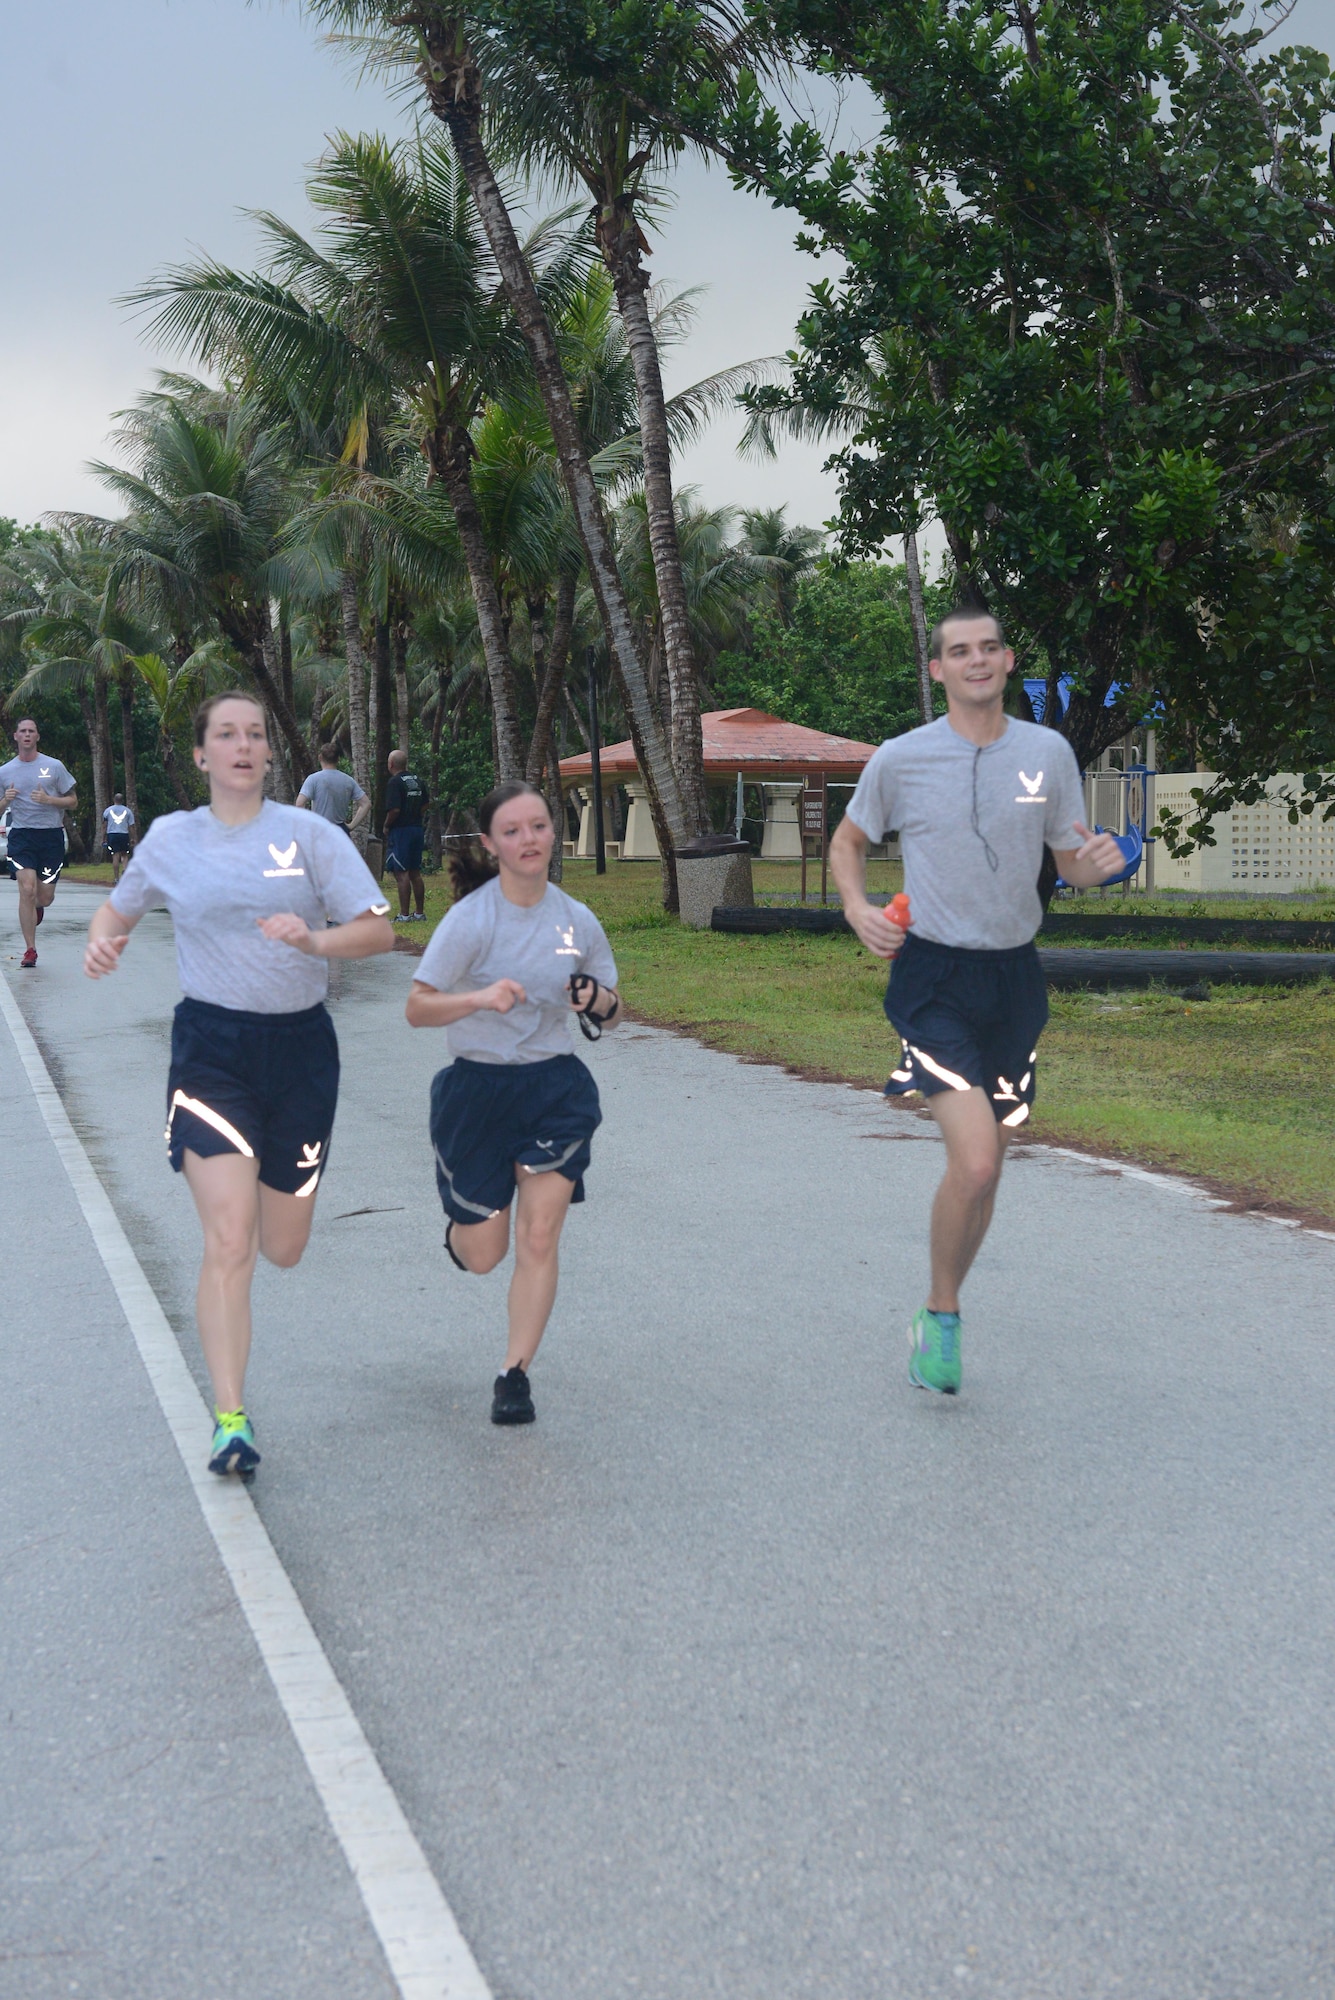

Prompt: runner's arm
[
  {"left": 405, "top": 978, "right": 527, "bottom": 1027},
  {"left": 567, "top": 975, "right": 621, "bottom": 1027},
  {"left": 828, "top": 815, "right": 907, "bottom": 959},
  {"left": 1050, "top": 821, "right": 1127, "bottom": 888},
  {"left": 296, "top": 794, "right": 313, "bottom": 809},
  {"left": 349, "top": 794, "right": 371, "bottom": 829},
  {"left": 32, "top": 786, "right": 77, "bottom": 813},
  {"left": 255, "top": 909, "right": 394, "bottom": 959},
  {"left": 84, "top": 899, "right": 136, "bottom": 978}
]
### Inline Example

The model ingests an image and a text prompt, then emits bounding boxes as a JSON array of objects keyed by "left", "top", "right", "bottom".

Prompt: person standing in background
[
  {"left": 383, "top": 748, "right": 427, "bottom": 923},
  {"left": 297, "top": 743, "right": 371, "bottom": 837}
]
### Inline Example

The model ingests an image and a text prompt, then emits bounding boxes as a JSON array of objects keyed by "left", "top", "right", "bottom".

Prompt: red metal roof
[{"left": 560, "top": 709, "right": 880, "bottom": 786}]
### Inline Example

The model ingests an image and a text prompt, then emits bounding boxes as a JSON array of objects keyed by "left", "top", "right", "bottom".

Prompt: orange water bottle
[{"left": 884, "top": 892, "right": 911, "bottom": 929}]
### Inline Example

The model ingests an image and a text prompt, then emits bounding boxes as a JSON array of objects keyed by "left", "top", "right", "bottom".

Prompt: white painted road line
[{"left": 0, "top": 973, "right": 492, "bottom": 2000}]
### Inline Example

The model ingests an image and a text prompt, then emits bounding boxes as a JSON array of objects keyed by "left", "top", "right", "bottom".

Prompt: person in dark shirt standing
[{"left": 383, "top": 748, "right": 427, "bottom": 923}]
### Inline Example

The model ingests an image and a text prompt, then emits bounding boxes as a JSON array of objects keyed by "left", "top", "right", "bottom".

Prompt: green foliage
[
  {"left": 576, "top": 0, "right": 1335, "bottom": 829},
  {"left": 713, "top": 561, "right": 938, "bottom": 744}
]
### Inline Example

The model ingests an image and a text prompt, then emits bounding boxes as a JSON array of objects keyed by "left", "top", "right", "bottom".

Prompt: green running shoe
[
  {"left": 908, "top": 1307, "right": 962, "bottom": 1395},
  {"left": 209, "top": 1409, "right": 260, "bottom": 1477}
]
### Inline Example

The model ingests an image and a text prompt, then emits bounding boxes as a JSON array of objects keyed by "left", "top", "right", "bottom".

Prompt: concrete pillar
[
  {"left": 621, "top": 782, "right": 660, "bottom": 860},
  {"left": 760, "top": 781, "right": 803, "bottom": 859}
]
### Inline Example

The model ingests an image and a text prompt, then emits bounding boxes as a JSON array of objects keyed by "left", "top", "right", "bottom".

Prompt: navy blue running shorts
[
  {"left": 387, "top": 826, "right": 425, "bottom": 874},
  {"left": 166, "top": 997, "right": 340, "bottom": 1195},
  {"left": 429, "top": 1053, "right": 602, "bottom": 1224},
  {"left": 105, "top": 833, "right": 130, "bottom": 854},
  {"left": 8, "top": 827, "right": 67, "bottom": 884},
  {"left": 883, "top": 933, "right": 1049, "bottom": 1129}
]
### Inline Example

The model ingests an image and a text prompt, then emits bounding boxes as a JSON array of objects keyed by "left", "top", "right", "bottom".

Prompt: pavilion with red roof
[{"left": 559, "top": 708, "right": 881, "bottom": 859}]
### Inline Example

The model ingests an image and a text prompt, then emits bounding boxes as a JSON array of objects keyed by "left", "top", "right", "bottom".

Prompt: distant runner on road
[
  {"left": 297, "top": 742, "right": 371, "bottom": 836},
  {"left": 0, "top": 718, "right": 77, "bottom": 968},
  {"left": 830, "top": 609, "right": 1125, "bottom": 1396},
  {"left": 406, "top": 780, "right": 619, "bottom": 1427},
  {"left": 383, "top": 748, "right": 427, "bottom": 923},
  {"left": 84, "top": 691, "right": 394, "bottom": 1479},
  {"left": 102, "top": 794, "right": 135, "bottom": 884}
]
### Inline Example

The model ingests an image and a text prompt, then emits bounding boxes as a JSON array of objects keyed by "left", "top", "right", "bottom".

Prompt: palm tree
[
  {"left": 305, "top": 4, "right": 701, "bottom": 878},
  {"left": 737, "top": 508, "right": 823, "bottom": 627},
  {"left": 67, "top": 386, "right": 315, "bottom": 788},
  {"left": 129, "top": 134, "right": 575, "bottom": 783},
  {"left": 126, "top": 646, "right": 227, "bottom": 811},
  {"left": 4, "top": 531, "right": 156, "bottom": 832},
  {"left": 479, "top": 31, "right": 760, "bottom": 833}
]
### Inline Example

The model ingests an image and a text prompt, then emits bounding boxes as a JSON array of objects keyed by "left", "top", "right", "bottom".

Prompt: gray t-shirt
[
  {"left": 103, "top": 804, "right": 135, "bottom": 832},
  {"left": 298, "top": 767, "right": 365, "bottom": 825},
  {"left": 415, "top": 876, "right": 618, "bottom": 1064},
  {"left": 109, "top": 801, "right": 390, "bottom": 1013},
  {"left": 846, "top": 716, "right": 1085, "bottom": 950},
  {"left": 1, "top": 754, "right": 76, "bottom": 829}
]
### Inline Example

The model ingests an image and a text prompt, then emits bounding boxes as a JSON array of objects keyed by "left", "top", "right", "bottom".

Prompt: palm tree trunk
[
  {"left": 372, "top": 617, "right": 393, "bottom": 824},
  {"left": 340, "top": 574, "right": 372, "bottom": 815},
  {"left": 393, "top": 618, "right": 411, "bottom": 755},
  {"left": 428, "top": 664, "right": 448, "bottom": 868},
  {"left": 279, "top": 608, "right": 295, "bottom": 714},
  {"left": 232, "top": 620, "right": 311, "bottom": 785},
  {"left": 904, "top": 524, "right": 935, "bottom": 727},
  {"left": 118, "top": 668, "right": 139, "bottom": 822},
  {"left": 258, "top": 625, "right": 295, "bottom": 800},
  {"left": 161, "top": 737, "right": 196, "bottom": 812},
  {"left": 421, "top": 28, "right": 691, "bottom": 872},
  {"left": 92, "top": 670, "right": 114, "bottom": 834},
  {"left": 431, "top": 432, "right": 525, "bottom": 780},
  {"left": 604, "top": 224, "right": 710, "bottom": 830},
  {"left": 527, "top": 571, "right": 576, "bottom": 881}
]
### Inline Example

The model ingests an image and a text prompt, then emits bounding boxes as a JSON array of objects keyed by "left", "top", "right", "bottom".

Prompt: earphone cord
[{"left": 971, "top": 745, "right": 1001, "bottom": 874}]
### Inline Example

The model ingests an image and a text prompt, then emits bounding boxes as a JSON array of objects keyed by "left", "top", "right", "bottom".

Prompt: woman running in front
[
  {"left": 83, "top": 692, "right": 394, "bottom": 1478},
  {"left": 407, "top": 780, "right": 620, "bottom": 1426}
]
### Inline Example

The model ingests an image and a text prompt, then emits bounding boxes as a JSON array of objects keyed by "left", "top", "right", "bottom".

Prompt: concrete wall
[{"left": 1151, "top": 773, "right": 1335, "bottom": 892}]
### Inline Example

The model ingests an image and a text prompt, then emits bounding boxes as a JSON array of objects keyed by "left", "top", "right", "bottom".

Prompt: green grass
[
  {"left": 567, "top": 863, "right": 1335, "bottom": 1223},
  {"left": 65, "top": 853, "right": 1335, "bottom": 1220}
]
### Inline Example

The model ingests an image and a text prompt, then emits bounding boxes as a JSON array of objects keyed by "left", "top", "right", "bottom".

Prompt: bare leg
[
  {"left": 181, "top": 1155, "right": 321, "bottom": 1410},
  {"left": 182, "top": 1151, "right": 261, "bottom": 1412},
  {"left": 449, "top": 1207, "right": 511, "bottom": 1274},
  {"left": 393, "top": 869, "right": 410, "bottom": 917},
  {"left": 505, "top": 1168, "right": 575, "bottom": 1370},
  {"left": 925, "top": 1088, "right": 1011, "bottom": 1313},
  {"left": 16, "top": 868, "right": 37, "bottom": 950},
  {"left": 446, "top": 1171, "right": 576, "bottom": 1370},
  {"left": 409, "top": 868, "right": 425, "bottom": 915}
]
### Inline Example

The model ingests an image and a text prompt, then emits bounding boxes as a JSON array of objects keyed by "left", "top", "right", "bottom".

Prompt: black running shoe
[{"left": 491, "top": 1365, "right": 535, "bottom": 1426}]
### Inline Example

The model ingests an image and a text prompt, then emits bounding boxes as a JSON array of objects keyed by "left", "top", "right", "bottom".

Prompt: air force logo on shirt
[
  {"left": 554, "top": 923, "right": 580, "bottom": 957},
  {"left": 1015, "top": 769, "right": 1047, "bottom": 803},
  {"left": 263, "top": 840, "right": 306, "bottom": 879}
]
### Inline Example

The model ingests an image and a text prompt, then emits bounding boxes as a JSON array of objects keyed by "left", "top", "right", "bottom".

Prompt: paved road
[{"left": 5, "top": 882, "right": 1335, "bottom": 2000}]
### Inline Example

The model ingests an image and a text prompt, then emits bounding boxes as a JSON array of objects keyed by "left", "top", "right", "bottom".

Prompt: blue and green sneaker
[
  {"left": 209, "top": 1409, "right": 260, "bottom": 1477},
  {"left": 908, "top": 1307, "right": 962, "bottom": 1395}
]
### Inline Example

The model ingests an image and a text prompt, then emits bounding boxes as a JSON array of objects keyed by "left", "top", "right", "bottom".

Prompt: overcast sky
[{"left": 4, "top": 0, "right": 1333, "bottom": 542}]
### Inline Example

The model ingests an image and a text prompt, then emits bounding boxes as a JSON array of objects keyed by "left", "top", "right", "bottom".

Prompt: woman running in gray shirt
[
  {"left": 83, "top": 692, "right": 394, "bottom": 1479},
  {"left": 407, "top": 780, "right": 620, "bottom": 1427}
]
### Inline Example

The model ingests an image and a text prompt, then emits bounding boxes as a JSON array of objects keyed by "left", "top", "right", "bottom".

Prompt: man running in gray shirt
[
  {"left": 297, "top": 743, "right": 370, "bottom": 834},
  {"left": 830, "top": 609, "right": 1125, "bottom": 1396},
  {"left": 0, "top": 717, "right": 78, "bottom": 968}
]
